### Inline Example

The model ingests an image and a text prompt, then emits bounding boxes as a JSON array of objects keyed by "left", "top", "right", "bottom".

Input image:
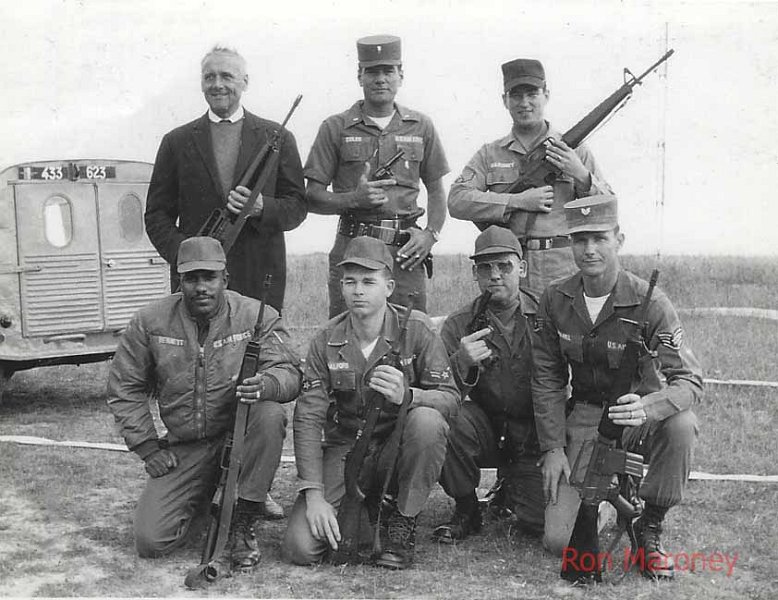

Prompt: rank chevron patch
[{"left": 658, "top": 326, "right": 684, "bottom": 350}]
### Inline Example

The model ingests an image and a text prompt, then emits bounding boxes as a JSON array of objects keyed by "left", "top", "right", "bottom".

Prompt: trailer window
[
  {"left": 119, "top": 193, "right": 143, "bottom": 242},
  {"left": 43, "top": 196, "right": 73, "bottom": 247}
]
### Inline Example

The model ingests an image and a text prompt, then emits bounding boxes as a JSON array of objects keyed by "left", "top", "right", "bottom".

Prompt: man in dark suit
[{"left": 145, "top": 45, "right": 306, "bottom": 313}]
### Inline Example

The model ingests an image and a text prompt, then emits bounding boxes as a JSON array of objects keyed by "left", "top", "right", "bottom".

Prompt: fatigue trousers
[
  {"left": 439, "top": 401, "right": 545, "bottom": 533},
  {"left": 544, "top": 403, "right": 699, "bottom": 555},
  {"left": 282, "top": 406, "right": 448, "bottom": 564},
  {"left": 520, "top": 246, "right": 577, "bottom": 314},
  {"left": 327, "top": 233, "right": 427, "bottom": 318},
  {"left": 134, "top": 401, "right": 287, "bottom": 557}
]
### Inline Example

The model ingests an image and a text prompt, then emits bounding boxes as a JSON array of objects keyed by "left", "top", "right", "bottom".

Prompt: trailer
[{"left": 0, "top": 159, "right": 169, "bottom": 399}]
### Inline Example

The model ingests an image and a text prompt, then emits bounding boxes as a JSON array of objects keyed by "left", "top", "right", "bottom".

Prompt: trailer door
[
  {"left": 14, "top": 183, "right": 104, "bottom": 336},
  {"left": 96, "top": 182, "right": 169, "bottom": 330}
]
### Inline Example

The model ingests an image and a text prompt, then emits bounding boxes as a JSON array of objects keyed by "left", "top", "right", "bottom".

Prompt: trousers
[
  {"left": 282, "top": 406, "right": 448, "bottom": 564},
  {"left": 439, "top": 401, "right": 545, "bottom": 533},
  {"left": 543, "top": 403, "right": 698, "bottom": 555},
  {"left": 134, "top": 401, "right": 287, "bottom": 557}
]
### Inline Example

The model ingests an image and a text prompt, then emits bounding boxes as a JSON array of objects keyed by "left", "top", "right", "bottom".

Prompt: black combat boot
[
  {"left": 633, "top": 514, "right": 674, "bottom": 580},
  {"left": 375, "top": 511, "right": 417, "bottom": 570},
  {"left": 432, "top": 492, "right": 482, "bottom": 544},
  {"left": 230, "top": 511, "right": 261, "bottom": 570}
]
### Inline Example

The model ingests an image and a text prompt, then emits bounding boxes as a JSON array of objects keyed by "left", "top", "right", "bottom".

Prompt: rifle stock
[
  {"left": 561, "top": 270, "right": 659, "bottom": 583},
  {"left": 197, "top": 95, "right": 303, "bottom": 254},
  {"left": 184, "top": 276, "right": 273, "bottom": 588}
]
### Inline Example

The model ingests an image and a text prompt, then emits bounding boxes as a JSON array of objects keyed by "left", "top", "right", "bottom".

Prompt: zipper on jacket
[{"left": 195, "top": 345, "right": 206, "bottom": 438}]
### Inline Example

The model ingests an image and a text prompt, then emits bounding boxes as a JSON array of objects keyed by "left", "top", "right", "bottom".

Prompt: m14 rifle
[
  {"left": 561, "top": 269, "right": 659, "bottom": 584},
  {"left": 330, "top": 298, "right": 416, "bottom": 565},
  {"left": 184, "top": 276, "right": 273, "bottom": 588},
  {"left": 476, "top": 50, "right": 674, "bottom": 234},
  {"left": 197, "top": 95, "right": 303, "bottom": 254}
]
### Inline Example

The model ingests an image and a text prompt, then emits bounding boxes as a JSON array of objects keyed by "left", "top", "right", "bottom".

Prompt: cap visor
[
  {"left": 505, "top": 77, "right": 544, "bottom": 92},
  {"left": 337, "top": 257, "right": 387, "bottom": 270},
  {"left": 469, "top": 245, "right": 522, "bottom": 259},
  {"left": 566, "top": 223, "right": 615, "bottom": 235},
  {"left": 177, "top": 261, "right": 226, "bottom": 274}
]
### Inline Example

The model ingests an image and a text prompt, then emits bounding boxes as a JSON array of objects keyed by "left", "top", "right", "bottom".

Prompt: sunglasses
[{"left": 473, "top": 260, "right": 515, "bottom": 278}]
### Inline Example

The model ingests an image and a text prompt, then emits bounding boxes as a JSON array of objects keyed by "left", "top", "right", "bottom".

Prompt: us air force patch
[{"left": 658, "top": 326, "right": 684, "bottom": 351}]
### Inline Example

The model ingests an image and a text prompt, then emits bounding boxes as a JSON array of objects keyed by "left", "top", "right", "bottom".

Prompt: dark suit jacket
[{"left": 144, "top": 110, "right": 306, "bottom": 311}]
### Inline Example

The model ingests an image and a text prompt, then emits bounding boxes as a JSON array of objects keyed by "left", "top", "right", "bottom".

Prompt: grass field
[{"left": 0, "top": 254, "right": 776, "bottom": 598}]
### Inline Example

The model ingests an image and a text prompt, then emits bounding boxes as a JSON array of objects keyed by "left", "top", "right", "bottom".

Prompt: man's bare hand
[
  {"left": 305, "top": 490, "right": 341, "bottom": 550},
  {"left": 396, "top": 228, "right": 434, "bottom": 271},
  {"left": 508, "top": 185, "right": 554, "bottom": 213},
  {"left": 537, "top": 448, "right": 571, "bottom": 505},
  {"left": 544, "top": 138, "right": 589, "bottom": 187},
  {"left": 368, "top": 364, "right": 406, "bottom": 406},
  {"left": 347, "top": 162, "right": 395, "bottom": 210},
  {"left": 226, "top": 185, "right": 263, "bottom": 217},
  {"left": 458, "top": 327, "right": 493, "bottom": 370},
  {"left": 608, "top": 392, "right": 648, "bottom": 427}
]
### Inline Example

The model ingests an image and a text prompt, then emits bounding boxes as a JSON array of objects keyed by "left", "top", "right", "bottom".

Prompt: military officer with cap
[
  {"left": 532, "top": 195, "right": 702, "bottom": 580},
  {"left": 433, "top": 225, "right": 545, "bottom": 544},
  {"left": 305, "top": 34, "right": 450, "bottom": 317},
  {"left": 107, "top": 236, "right": 301, "bottom": 572},
  {"left": 448, "top": 58, "right": 612, "bottom": 313},
  {"left": 282, "top": 236, "right": 458, "bottom": 570}
]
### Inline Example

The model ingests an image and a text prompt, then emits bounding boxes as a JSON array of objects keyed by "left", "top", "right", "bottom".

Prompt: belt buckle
[{"left": 525, "top": 239, "right": 540, "bottom": 251}]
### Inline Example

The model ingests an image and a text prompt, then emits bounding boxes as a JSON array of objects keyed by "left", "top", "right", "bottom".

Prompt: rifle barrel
[{"left": 633, "top": 49, "right": 675, "bottom": 84}]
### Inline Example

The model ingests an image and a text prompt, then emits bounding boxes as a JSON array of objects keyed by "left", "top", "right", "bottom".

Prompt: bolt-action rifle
[
  {"left": 197, "top": 95, "right": 303, "bottom": 254},
  {"left": 184, "top": 276, "right": 274, "bottom": 589},
  {"left": 330, "top": 297, "right": 416, "bottom": 565},
  {"left": 561, "top": 269, "right": 659, "bottom": 584},
  {"left": 474, "top": 50, "right": 674, "bottom": 234}
]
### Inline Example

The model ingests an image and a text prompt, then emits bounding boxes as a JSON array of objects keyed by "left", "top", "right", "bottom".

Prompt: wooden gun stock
[
  {"left": 197, "top": 96, "right": 303, "bottom": 254},
  {"left": 184, "top": 276, "right": 273, "bottom": 588}
]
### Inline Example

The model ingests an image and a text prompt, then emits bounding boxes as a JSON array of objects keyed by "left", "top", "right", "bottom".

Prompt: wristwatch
[{"left": 424, "top": 227, "right": 440, "bottom": 243}]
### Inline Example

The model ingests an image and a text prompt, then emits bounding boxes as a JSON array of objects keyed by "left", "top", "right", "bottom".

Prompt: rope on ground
[
  {"left": 677, "top": 307, "right": 778, "bottom": 321},
  {"left": 1, "top": 435, "right": 776, "bottom": 482}
]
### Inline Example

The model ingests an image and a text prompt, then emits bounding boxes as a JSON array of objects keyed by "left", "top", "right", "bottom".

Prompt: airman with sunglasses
[{"left": 433, "top": 226, "right": 545, "bottom": 543}]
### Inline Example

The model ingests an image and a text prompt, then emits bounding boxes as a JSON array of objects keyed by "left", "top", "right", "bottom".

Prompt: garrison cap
[
  {"left": 565, "top": 195, "right": 619, "bottom": 234},
  {"left": 357, "top": 35, "right": 402, "bottom": 68},
  {"left": 177, "top": 236, "right": 226, "bottom": 274},
  {"left": 338, "top": 236, "right": 394, "bottom": 272},
  {"left": 470, "top": 225, "right": 523, "bottom": 260},
  {"left": 502, "top": 58, "right": 545, "bottom": 92}
]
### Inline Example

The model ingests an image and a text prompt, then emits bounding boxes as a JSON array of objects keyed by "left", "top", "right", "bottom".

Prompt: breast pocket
[
  {"left": 485, "top": 168, "right": 517, "bottom": 192},
  {"left": 394, "top": 140, "right": 424, "bottom": 185},
  {"left": 331, "top": 369, "right": 357, "bottom": 391},
  {"left": 340, "top": 138, "right": 373, "bottom": 163},
  {"left": 559, "top": 333, "right": 583, "bottom": 363}
]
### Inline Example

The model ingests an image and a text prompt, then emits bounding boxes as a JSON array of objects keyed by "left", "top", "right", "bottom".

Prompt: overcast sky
[{"left": 3, "top": 0, "right": 776, "bottom": 256}]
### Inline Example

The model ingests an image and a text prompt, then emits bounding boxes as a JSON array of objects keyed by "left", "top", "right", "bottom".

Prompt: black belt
[
  {"left": 522, "top": 236, "right": 571, "bottom": 251},
  {"left": 573, "top": 392, "right": 607, "bottom": 407},
  {"left": 338, "top": 213, "right": 417, "bottom": 247}
]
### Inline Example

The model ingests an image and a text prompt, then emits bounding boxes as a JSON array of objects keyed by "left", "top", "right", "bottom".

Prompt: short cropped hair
[{"left": 201, "top": 45, "right": 247, "bottom": 74}]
